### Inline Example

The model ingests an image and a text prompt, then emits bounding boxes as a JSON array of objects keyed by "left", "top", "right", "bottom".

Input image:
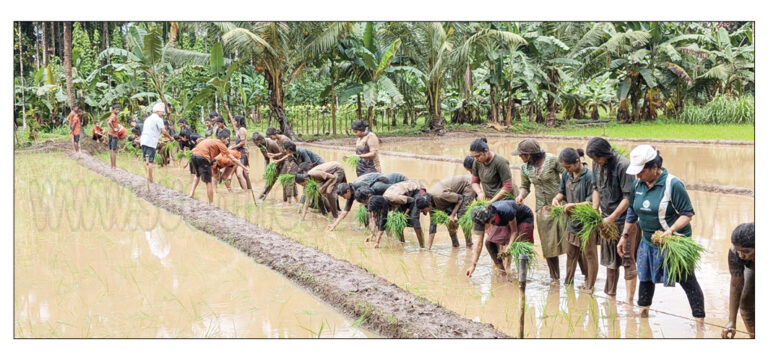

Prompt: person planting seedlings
[
  {"left": 618, "top": 145, "right": 704, "bottom": 323},
  {"left": 552, "top": 147, "right": 597, "bottom": 291},
  {"left": 283, "top": 141, "right": 324, "bottom": 170},
  {"left": 350, "top": 120, "right": 381, "bottom": 177},
  {"left": 265, "top": 127, "right": 297, "bottom": 202},
  {"left": 465, "top": 200, "right": 534, "bottom": 278},
  {"left": 252, "top": 132, "right": 289, "bottom": 202},
  {"left": 189, "top": 129, "right": 248, "bottom": 203},
  {"left": 367, "top": 180, "right": 427, "bottom": 248},
  {"left": 586, "top": 136, "right": 639, "bottom": 302},
  {"left": 106, "top": 104, "right": 122, "bottom": 169},
  {"left": 424, "top": 175, "right": 476, "bottom": 249},
  {"left": 140, "top": 103, "right": 175, "bottom": 191},
  {"left": 469, "top": 138, "right": 519, "bottom": 204},
  {"left": 459, "top": 199, "right": 488, "bottom": 239},
  {"left": 514, "top": 138, "right": 567, "bottom": 281},
  {"left": 722, "top": 222, "right": 754, "bottom": 339},
  {"left": 211, "top": 147, "right": 245, "bottom": 192},
  {"left": 329, "top": 172, "right": 409, "bottom": 232},
  {"left": 294, "top": 161, "right": 346, "bottom": 219},
  {"left": 229, "top": 115, "right": 251, "bottom": 191},
  {"left": 91, "top": 121, "right": 106, "bottom": 143},
  {"left": 177, "top": 129, "right": 203, "bottom": 151}
]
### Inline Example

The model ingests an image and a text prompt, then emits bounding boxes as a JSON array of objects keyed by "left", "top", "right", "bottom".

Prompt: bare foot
[{"left": 639, "top": 306, "right": 650, "bottom": 318}]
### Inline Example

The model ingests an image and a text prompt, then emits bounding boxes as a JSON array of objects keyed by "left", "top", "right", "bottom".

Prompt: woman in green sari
[{"left": 513, "top": 139, "right": 568, "bottom": 281}]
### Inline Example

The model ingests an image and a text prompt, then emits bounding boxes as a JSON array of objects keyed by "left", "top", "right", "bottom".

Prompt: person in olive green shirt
[
  {"left": 422, "top": 175, "right": 476, "bottom": 249},
  {"left": 514, "top": 139, "right": 567, "bottom": 281}
]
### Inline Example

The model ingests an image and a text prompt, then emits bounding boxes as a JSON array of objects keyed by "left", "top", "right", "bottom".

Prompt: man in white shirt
[{"left": 140, "top": 102, "right": 174, "bottom": 191}]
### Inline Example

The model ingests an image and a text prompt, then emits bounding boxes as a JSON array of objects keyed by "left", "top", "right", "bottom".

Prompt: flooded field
[
  {"left": 98, "top": 139, "right": 754, "bottom": 338},
  {"left": 14, "top": 153, "right": 375, "bottom": 338},
  {"left": 378, "top": 137, "right": 754, "bottom": 189}
]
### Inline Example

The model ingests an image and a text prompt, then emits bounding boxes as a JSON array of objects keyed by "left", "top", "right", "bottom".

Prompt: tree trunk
[
  {"left": 356, "top": 93, "right": 363, "bottom": 120},
  {"left": 265, "top": 69, "right": 296, "bottom": 139},
  {"left": 504, "top": 85, "right": 513, "bottom": 126},
  {"left": 17, "top": 22, "right": 27, "bottom": 129},
  {"left": 489, "top": 85, "right": 498, "bottom": 123},
  {"left": 169, "top": 22, "right": 179, "bottom": 47},
  {"left": 427, "top": 80, "right": 444, "bottom": 132},
  {"left": 617, "top": 99, "right": 630, "bottom": 122},
  {"left": 367, "top": 106, "right": 374, "bottom": 128},
  {"left": 330, "top": 62, "right": 337, "bottom": 136},
  {"left": 63, "top": 22, "right": 75, "bottom": 109},
  {"left": 34, "top": 22, "right": 40, "bottom": 71}
]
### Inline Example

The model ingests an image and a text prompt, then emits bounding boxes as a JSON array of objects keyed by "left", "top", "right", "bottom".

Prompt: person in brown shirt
[
  {"left": 350, "top": 120, "right": 381, "bottom": 177},
  {"left": 252, "top": 133, "right": 288, "bottom": 201},
  {"left": 368, "top": 180, "right": 427, "bottom": 248},
  {"left": 212, "top": 148, "right": 244, "bottom": 192},
  {"left": 189, "top": 129, "right": 248, "bottom": 203},
  {"left": 423, "top": 175, "right": 476, "bottom": 249},
  {"left": 68, "top": 108, "right": 82, "bottom": 153},
  {"left": 295, "top": 161, "right": 346, "bottom": 219},
  {"left": 106, "top": 104, "right": 121, "bottom": 169}
]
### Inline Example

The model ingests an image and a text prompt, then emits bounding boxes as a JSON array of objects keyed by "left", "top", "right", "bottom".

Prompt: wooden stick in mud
[{"left": 518, "top": 254, "right": 529, "bottom": 339}]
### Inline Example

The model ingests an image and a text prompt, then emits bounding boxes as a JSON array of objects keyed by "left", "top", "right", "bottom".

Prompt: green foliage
[
  {"left": 679, "top": 94, "right": 754, "bottom": 124},
  {"left": 304, "top": 179, "right": 321, "bottom": 209},
  {"left": 550, "top": 205, "right": 565, "bottom": 227},
  {"left": 611, "top": 144, "right": 628, "bottom": 158},
  {"left": 659, "top": 235, "right": 706, "bottom": 284},
  {"left": 569, "top": 205, "right": 604, "bottom": 253},
  {"left": 432, "top": 210, "right": 450, "bottom": 225},
  {"left": 263, "top": 162, "right": 278, "bottom": 185},
  {"left": 385, "top": 211, "right": 408, "bottom": 242},
  {"left": 459, "top": 200, "right": 488, "bottom": 238},
  {"left": 72, "top": 22, "right": 95, "bottom": 77},
  {"left": 355, "top": 205, "right": 369, "bottom": 226},
  {"left": 344, "top": 155, "right": 360, "bottom": 168},
  {"left": 174, "top": 149, "right": 192, "bottom": 161},
  {"left": 278, "top": 173, "right": 295, "bottom": 187},
  {"left": 505, "top": 234, "right": 538, "bottom": 268}
]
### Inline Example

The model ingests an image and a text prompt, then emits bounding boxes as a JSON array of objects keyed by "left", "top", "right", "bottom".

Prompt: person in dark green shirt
[
  {"left": 618, "top": 145, "right": 704, "bottom": 322},
  {"left": 586, "top": 137, "right": 639, "bottom": 303}
]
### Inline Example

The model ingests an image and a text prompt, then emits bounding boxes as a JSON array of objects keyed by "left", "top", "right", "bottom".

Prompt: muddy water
[
  {"left": 101, "top": 142, "right": 753, "bottom": 338},
  {"left": 14, "top": 153, "right": 374, "bottom": 338},
  {"left": 378, "top": 137, "right": 754, "bottom": 189}
]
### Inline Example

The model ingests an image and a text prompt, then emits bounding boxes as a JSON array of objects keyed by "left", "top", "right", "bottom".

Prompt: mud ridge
[
  {"left": 299, "top": 143, "right": 754, "bottom": 197},
  {"left": 62, "top": 150, "right": 509, "bottom": 339},
  {"left": 307, "top": 131, "right": 753, "bottom": 146}
]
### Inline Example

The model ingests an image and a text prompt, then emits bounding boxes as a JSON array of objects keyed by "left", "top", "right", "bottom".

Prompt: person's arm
[
  {"left": 328, "top": 210, "right": 349, "bottom": 231},
  {"left": 427, "top": 210, "right": 438, "bottom": 250},
  {"left": 471, "top": 181, "right": 485, "bottom": 201},
  {"left": 373, "top": 212, "right": 387, "bottom": 248},
  {"left": 501, "top": 218, "right": 519, "bottom": 253},
  {"left": 465, "top": 227, "right": 486, "bottom": 277},
  {"left": 552, "top": 192, "right": 565, "bottom": 206},
  {"left": 359, "top": 134, "right": 379, "bottom": 159},
  {"left": 449, "top": 196, "right": 463, "bottom": 221},
  {"left": 161, "top": 127, "right": 174, "bottom": 140},
  {"left": 489, "top": 180, "right": 515, "bottom": 204},
  {"left": 591, "top": 190, "right": 601, "bottom": 211},
  {"left": 604, "top": 198, "right": 629, "bottom": 224},
  {"left": 516, "top": 168, "right": 531, "bottom": 204},
  {"left": 227, "top": 151, "right": 249, "bottom": 173},
  {"left": 723, "top": 250, "right": 744, "bottom": 338}
]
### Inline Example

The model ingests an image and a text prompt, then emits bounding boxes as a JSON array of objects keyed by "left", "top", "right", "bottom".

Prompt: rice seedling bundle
[
  {"left": 355, "top": 205, "right": 369, "bottom": 226},
  {"left": 570, "top": 204, "right": 616, "bottom": 253},
  {"left": 304, "top": 179, "right": 321, "bottom": 208},
  {"left": 263, "top": 161, "right": 278, "bottom": 185},
  {"left": 505, "top": 234, "right": 537, "bottom": 268},
  {"left": 432, "top": 210, "right": 450, "bottom": 225},
  {"left": 278, "top": 174, "right": 295, "bottom": 188},
  {"left": 459, "top": 200, "right": 488, "bottom": 237},
  {"left": 385, "top": 211, "right": 408, "bottom": 242},
  {"left": 550, "top": 205, "right": 565, "bottom": 225},
  {"left": 651, "top": 231, "right": 706, "bottom": 284},
  {"left": 344, "top": 155, "right": 361, "bottom": 168}
]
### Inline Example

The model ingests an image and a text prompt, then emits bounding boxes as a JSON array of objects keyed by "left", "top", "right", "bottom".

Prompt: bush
[{"left": 678, "top": 94, "right": 754, "bottom": 124}]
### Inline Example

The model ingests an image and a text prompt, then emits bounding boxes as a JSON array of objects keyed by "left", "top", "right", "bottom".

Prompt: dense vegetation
[{"left": 13, "top": 21, "right": 754, "bottom": 142}]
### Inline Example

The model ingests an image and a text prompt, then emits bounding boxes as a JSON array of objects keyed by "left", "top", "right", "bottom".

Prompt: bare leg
[
  {"left": 235, "top": 167, "right": 247, "bottom": 191},
  {"left": 189, "top": 175, "right": 200, "bottom": 198},
  {"left": 110, "top": 150, "right": 116, "bottom": 169},
  {"left": 205, "top": 181, "right": 215, "bottom": 203}
]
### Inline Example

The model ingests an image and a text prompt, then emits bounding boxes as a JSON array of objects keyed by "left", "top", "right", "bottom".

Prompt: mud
[
  {"left": 298, "top": 142, "right": 754, "bottom": 196},
  {"left": 60, "top": 150, "right": 508, "bottom": 338}
]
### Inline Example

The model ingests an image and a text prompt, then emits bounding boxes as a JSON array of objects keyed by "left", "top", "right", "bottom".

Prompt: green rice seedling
[
  {"left": 570, "top": 204, "right": 602, "bottom": 253},
  {"left": 385, "top": 211, "right": 408, "bottom": 242},
  {"left": 505, "top": 234, "right": 537, "bottom": 268},
  {"left": 278, "top": 174, "right": 295, "bottom": 188},
  {"left": 344, "top": 155, "right": 360, "bottom": 168},
  {"left": 611, "top": 144, "right": 628, "bottom": 158},
  {"left": 304, "top": 179, "right": 321, "bottom": 208},
  {"left": 355, "top": 205, "right": 369, "bottom": 226},
  {"left": 654, "top": 233, "right": 706, "bottom": 284},
  {"left": 550, "top": 205, "right": 565, "bottom": 227},
  {"left": 263, "top": 161, "right": 278, "bottom": 185},
  {"left": 432, "top": 210, "right": 450, "bottom": 225},
  {"left": 458, "top": 200, "right": 488, "bottom": 236}
]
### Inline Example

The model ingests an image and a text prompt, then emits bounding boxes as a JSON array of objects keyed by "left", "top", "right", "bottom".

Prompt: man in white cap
[{"left": 140, "top": 102, "right": 175, "bottom": 191}]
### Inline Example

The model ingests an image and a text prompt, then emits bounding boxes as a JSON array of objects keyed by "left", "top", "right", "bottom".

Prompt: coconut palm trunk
[
  {"left": 63, "top": 22, "right": 74, "bottom": 109},
  {"left": 265, "top": 69, "right": 296, "bottom": 139}
]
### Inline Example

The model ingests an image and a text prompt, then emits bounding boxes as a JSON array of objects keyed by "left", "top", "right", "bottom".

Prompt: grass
[
  {"left": 385, "top": 211, "right": 408, "bottom": 242},
  {"left": 547, "top": 119, "right": 753, "bottom": 141},
  {"left": 459, "top": 200, "right": 488, "bottom": 237},
  {"left": 263, "top": 162, "right": 278, "bottom": 186},
  {"left": 304, "top": 179, "right": 321, "bottom": 209},
  {"left": 278, "top": 174, "right": 295, "bottom": 188},
  {"left": 344, "top": 155, "right": 360, "bottom": 168},
  {"left": 505, "top": 234, "right": 537, "bottom": 268},
  {"left": 611, "top": 144, "right": 628, "bottom": 158},
  {"left": 432, "top": 210, "right": 450, "bottom": 225},
  {"left": 354, "top": 205, "right": 368, "bottom": 226},
  {"left": 652, "top": 232, "right": 706, "bottom": 284}
]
